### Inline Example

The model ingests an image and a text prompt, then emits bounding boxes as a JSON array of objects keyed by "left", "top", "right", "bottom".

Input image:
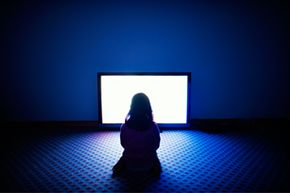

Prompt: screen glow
[{"left": 100, "top": 75, "right": 188, "bottom": 124}]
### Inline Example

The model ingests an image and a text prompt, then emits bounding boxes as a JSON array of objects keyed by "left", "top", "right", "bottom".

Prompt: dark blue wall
[{"left": 1, "top": 0, "right": 289, "bottom": 121}]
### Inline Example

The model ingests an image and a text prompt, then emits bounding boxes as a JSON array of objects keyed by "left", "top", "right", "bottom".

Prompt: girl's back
[{"left": 112, "top": 93, "right": 162, "bottom": 175}]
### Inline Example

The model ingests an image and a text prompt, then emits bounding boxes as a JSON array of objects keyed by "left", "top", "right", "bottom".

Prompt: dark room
[{"left": 1, "top": 0, "right": 290, "bottom": 192}]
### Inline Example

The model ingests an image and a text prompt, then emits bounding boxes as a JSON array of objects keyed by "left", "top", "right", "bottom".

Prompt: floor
[{"left": 2, "top": 128, "right": 290, "bottom": 192}]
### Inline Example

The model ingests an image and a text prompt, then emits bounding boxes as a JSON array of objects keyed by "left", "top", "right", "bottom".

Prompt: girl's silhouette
[{"left": 113, "top": 93, "right": 161, "bottom": 176}]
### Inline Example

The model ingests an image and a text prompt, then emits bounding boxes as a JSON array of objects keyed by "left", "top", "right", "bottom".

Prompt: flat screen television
[{"left": 97, "top": 72, "right": 191, "bottom": 128}]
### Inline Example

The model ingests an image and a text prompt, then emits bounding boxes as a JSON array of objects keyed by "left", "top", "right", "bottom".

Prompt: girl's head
[{"left": 125, "top": 93, "right": 153, "bottom": 130}]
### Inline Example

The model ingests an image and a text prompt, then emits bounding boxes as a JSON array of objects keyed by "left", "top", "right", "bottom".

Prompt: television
[{"left": 97, "top": 72, "right": 191, "bottom": 128}]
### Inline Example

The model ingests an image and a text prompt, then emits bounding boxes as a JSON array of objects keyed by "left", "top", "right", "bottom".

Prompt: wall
[{"left": 1, "top": 0, "right": 289, "bottom": 121}]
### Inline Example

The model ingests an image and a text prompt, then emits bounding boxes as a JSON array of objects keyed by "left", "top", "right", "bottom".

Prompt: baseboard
[
  {"left": 2, "top": 118, "right": 289, "bottom": 132},
  {"left": 1, "top": 121, "right": 98, "bottom": 130},
  {"left": 190, "top": 118, "right": 290, "bottom": 133}
]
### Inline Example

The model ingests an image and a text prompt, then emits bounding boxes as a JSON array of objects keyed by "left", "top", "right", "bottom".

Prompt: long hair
[{"left": 125, "top": 93, "right": 153, "bottom": 130}]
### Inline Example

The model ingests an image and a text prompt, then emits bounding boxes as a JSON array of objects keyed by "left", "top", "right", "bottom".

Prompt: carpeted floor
[{"left": 2, "top": 129, "right": 290, "bottom": 192}]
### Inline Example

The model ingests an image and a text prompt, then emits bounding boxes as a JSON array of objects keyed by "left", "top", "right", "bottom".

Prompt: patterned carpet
[{"left": 3, "top": 129, "right": 290, "bottom": 192}]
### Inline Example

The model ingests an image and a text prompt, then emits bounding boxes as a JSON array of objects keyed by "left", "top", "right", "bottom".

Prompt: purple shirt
[{"left": 120, "top": 122, "right": 160, "bottom": 170}]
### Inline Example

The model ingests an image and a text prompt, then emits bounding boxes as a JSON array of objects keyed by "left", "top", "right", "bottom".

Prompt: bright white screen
[{"left": 100, "top": 75, "right": 188, "bottom": 124}]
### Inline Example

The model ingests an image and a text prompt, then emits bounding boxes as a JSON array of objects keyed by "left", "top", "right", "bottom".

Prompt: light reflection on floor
[{"left": 6, "top": 130, "right": 289, "bottom": 192}]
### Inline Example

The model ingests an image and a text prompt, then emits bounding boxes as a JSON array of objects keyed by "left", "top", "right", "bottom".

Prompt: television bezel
[{"left": 97, "top": 72, "right": 191, "bottom": 129}]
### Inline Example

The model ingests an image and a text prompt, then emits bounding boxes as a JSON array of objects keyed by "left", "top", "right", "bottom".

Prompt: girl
[{"left": 113, "top": 93, "right": 161, "bottom": 176}]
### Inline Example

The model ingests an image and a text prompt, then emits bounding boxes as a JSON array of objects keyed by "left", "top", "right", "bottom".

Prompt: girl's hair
[{"left": 125, "top": 93, "right": 153, "bottom": 130}]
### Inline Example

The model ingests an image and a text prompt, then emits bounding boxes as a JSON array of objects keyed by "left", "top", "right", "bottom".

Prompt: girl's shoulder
[
  {"left": 152, "top": 122, "right": 158, "bottom": 128},
  {"left": 120, "top": 123, "right": 128, "bottom": 130},
  {"left": 151, "top": 122, "right": 160, "bottom": 132}
]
